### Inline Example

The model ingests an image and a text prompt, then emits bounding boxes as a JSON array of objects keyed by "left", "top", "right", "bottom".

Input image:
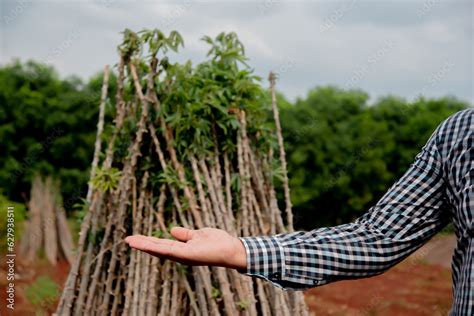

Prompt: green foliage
[
  {"left": 72, "top": 197, "right": 89, "bottom": 225},
  {"left": 237, "top": 299, "right": 250, "bottom": 310},
  {"left": 176, "top": 262, "right": 188, "bottom": 275},
  {"left": 25, "top": 276, "right": 60, "bottom": 313},
  {"left": 281, "top": 86, "right": 469, "bottom": 228},
  {"left": 157, "top": 167, "right": 185, "bottom": 189},
  {"left": 167, "top": 223, "right": 177, "bottom": 240},
  {"left": 119, "top": 29, "right": 184, "bottom": 60},
  {"left": 211, "top": 287, "right": 222, "bottom": 299},
  {"left": 0, "top": 60, "right": 117, "bottom": 210},
  {"left": 0, "top": 194, "right": 27, "bottom": 253},
  {"left": 151, "top": 30, "right": 270, "bottom": 160},
  {"left": 90, "top": 167, "right": 121, "bottom": 193},
  {"left": 152, "top": 229, "right": 164, "bottom": 238}
]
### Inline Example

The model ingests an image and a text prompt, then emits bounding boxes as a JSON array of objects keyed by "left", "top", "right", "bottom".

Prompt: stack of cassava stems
[
  {"left": 20, "top": 175, "right": 75, "bottom": 266},
  {"left": 56, "top": 30, "right": 309, "bottom": 316}
]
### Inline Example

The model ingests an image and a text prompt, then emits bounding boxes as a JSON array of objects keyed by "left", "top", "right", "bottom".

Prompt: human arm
[
  {"left": 236, "top": 127, "right": 451, "bottom": 290},
  {"left": 125, "top": 123, "right": 450, "bottom": 290}
]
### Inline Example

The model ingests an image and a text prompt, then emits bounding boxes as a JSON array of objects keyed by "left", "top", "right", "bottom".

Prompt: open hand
[{"left": 124, "top": 227, "right": 247, "bottom": 270}]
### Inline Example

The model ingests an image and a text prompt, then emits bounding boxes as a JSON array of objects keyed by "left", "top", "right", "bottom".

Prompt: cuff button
[
  {"left": 272, "top": 272, "right": 281, "bottom": 280},
  {"left": 313, "top": 280, "right": 319, "bottom": 285}
]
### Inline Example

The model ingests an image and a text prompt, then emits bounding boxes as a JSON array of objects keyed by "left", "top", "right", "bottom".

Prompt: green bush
[
  {"left": 0, "top": 194, "right": 26, "bottom": 254},
  {"left": 0, "top": 60, "right": 117, "bottom": 210},
  {"left": 280, "top": 88, "right": 469, "bottom": 229},
  {"left": 25, "top": 276, "right": 60, "bottom": 313}
]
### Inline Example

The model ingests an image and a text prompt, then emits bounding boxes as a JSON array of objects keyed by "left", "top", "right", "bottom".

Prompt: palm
[{"left": 125, "top": 227, "right": 247, "bottom": 270}]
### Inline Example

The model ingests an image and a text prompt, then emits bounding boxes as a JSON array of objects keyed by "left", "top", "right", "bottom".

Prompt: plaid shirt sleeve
[{"left": 236, "top": 119, "right": 451, "bottom": 291}]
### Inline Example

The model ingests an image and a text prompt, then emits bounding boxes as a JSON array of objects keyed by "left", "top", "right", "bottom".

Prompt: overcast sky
[{"left": 1, "top": 0, "right": 473, "bottom": 103}]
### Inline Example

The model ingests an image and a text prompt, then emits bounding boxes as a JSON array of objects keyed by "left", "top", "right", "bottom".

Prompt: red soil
[
  {"left": 0, "top": 257, "right": 70, "bottom": 316},
  {"left": 303, "top": 234, "right": 456, "bottom": 316}
]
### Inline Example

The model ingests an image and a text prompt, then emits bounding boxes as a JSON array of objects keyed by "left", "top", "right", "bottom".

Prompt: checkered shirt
[{"left": 237, "top": 108, "right": 473, "bottom": 315}]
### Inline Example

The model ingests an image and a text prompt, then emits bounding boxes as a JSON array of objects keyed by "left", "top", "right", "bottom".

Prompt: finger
[
  {"left": 124, "top": 235, "right": 151, "bottom": 245},
  {"left": 170, "top": 227, "right": 195, "bottom": 242},
  {"left": 142, "top": 236, "right": 175, "bottom": 245},
  {"left": 126, "top": 235, "right": 176, "bottom": 246},
  {"left": 125, "top": 235, "right": 184, "bottom": 256},
  {"left": 125, "top": 235, "right": 188, "bottom": 259}
]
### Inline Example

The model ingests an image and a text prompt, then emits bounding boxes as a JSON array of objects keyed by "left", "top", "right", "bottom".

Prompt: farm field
[
  {"left": 2, "top": 2, "right": 472, "bottom": 315},
  {"left": 1, "top": 234, "right": 455, "bottom": 315}
]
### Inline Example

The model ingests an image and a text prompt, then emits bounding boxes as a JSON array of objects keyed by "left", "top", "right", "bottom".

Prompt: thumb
[{"left": 170, "top": 227, "right": 195, "bottom": 242}]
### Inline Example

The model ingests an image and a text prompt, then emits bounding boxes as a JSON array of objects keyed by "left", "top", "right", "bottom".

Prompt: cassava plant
[{"left": 55, "top": 28, "right": 308, "bottom": 316}]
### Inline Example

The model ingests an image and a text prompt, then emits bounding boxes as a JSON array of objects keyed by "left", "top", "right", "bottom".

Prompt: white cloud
[{"left": 1, "top": 0, "right": 472, "bottom": 104}]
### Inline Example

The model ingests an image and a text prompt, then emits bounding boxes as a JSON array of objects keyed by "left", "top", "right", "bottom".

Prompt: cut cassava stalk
[
  {"left": 87, "top": 65, "right": 110, "bottom": 201},
  {"left": 137, "top": 192, "right": 153, "bottom": 316},
  {"left": 236, "top": 111, "right": 250, "bottom": 237},
  {"left": 100, "top": 59, "right": 155, "bottom": 313},
  {"left": 56, "top": 65, "right": 111, "bottom": 315},
  {"left": 56, "top": 29, "right": 309, "bottom": 316},
  {"left": 256, "top": 278, "right": 271, "bottom": 316},
  {"left": 74, "top": 64, "right": 110, "bottom": 314},
  {"left": 223, "top": 153, "right": 233, "bottom": 219},
  {"left": 269, "top": 72, "right": 294, "bottom": 232},
  {"left": 181, "top": 273, "right": 200, "bottom": 316}
]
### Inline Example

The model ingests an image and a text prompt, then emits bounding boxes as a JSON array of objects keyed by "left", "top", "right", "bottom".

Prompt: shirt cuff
[
  {"left": 236, "top": 235, "right": 326, "bottom": 290},
  {"left": 237, "top": 236, "right": 286, "bottom": 281}
]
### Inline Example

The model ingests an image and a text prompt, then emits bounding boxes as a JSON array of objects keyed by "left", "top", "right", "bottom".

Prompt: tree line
[{"left": 0, "top": 60, "right": 470, "bottom": 230}]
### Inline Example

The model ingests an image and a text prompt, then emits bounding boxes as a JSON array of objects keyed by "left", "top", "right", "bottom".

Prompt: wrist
[{"left": 229, "top": 237, "right": 247, "bottom": 270}]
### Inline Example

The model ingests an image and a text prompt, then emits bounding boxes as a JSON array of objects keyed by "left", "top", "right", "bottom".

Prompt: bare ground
[{"left": 303, "top": 234, "right": 456, "bottom": 316}]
